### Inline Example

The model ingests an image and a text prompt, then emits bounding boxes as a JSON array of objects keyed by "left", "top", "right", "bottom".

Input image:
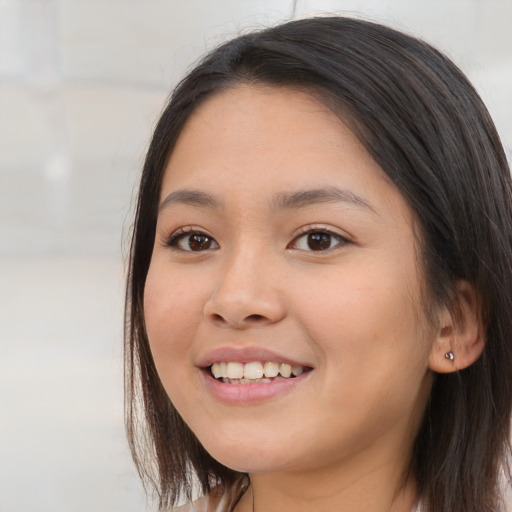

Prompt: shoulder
[
  {"left": 171, "top": 491, "right": 224, "bottom": 512},
  {"left": 172, "top": 494, "right": 210, "bottom": 512}
]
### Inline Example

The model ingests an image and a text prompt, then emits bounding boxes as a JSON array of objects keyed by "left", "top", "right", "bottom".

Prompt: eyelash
[
  {"left": 288, "top": 225, "right": 350, "bottom": 252},
  {"left": 164, "top": 226, "right": 219, "bottom": 252},
  {"left": 163, "top": 225, "right": 350, "bottom": 253}
]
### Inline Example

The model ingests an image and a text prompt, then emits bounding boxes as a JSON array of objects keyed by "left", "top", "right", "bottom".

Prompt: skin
[{"left": 144, "top": 85, "right": 461, "bottom": 511}]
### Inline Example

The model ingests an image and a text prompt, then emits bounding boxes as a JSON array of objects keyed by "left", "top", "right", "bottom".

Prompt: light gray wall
[{"left": 1, "top": 1, "right": 510, "bottom": 511}]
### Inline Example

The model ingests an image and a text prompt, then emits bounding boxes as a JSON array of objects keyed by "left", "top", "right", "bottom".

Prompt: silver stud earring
[{"left": 445, "top": 351, "right": 455, "bottom": 361}]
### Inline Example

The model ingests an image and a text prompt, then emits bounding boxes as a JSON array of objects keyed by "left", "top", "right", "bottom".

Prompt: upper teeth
[{"left": 211, "top": 361, "right": 304, "bottom": 380}]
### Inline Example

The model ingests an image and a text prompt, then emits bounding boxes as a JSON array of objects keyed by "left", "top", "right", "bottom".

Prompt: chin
[{"left": 202, "top": 437, "right": 294, "bottom": 474}]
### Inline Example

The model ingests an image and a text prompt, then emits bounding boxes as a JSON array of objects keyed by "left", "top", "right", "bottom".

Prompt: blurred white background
[{"left": 0, "top": 1, "right": 511, "bottom": 511}]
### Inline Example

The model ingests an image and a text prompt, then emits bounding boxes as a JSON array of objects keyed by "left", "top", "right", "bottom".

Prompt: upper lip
[{"left": 197, "top": 346, "right": 313, "bottom": 369}]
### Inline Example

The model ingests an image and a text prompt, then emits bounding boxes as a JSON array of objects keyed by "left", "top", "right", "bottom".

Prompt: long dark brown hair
[{"left": 125, "top": 16, "right": 512, "bottom": 511}]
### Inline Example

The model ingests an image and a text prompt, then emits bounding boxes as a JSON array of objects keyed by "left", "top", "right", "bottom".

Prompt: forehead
[
  {"left": 160, "top": 85, "right": 413, "bottom": 226},
  {"left": 165, "top": 86, "right": 378, "bottom": 186}
]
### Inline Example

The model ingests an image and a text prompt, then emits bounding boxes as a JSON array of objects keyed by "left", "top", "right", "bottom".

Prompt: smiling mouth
[{"left": 209, "top": 361, "right": 312, "bottom": 384}]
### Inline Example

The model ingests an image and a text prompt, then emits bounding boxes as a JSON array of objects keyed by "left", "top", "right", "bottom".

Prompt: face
[{"left": 144, "top": 85, "right": 435, "bottom": 476}]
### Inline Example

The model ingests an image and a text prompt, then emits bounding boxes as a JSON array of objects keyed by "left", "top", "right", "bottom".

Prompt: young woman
[{"left": 125, "top": 16, "right": 512, "bottom": 512}]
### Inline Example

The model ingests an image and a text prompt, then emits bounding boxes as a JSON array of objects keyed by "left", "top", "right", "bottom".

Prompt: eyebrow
[
  {"left": 159, "top": 189, "right": 222, "bottom": 211},
  {"left": 271, "top": 186, "right": 376, "bottom": 213},
  {"left": 158, "top": 186, "right": 376, "bottom": 214}
]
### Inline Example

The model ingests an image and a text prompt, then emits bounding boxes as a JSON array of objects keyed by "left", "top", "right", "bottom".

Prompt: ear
[{"left": 428, "top": 280, "right": 486, "bottom": 373}]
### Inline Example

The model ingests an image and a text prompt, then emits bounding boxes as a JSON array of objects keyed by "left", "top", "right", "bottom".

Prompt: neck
[{"left": 236, "top": 452, "right": 418, "bottom": 512}]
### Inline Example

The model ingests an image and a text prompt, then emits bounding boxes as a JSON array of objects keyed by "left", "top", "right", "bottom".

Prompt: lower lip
[{"left": 201, "top": 370, "right": 311, "bottom": 404}]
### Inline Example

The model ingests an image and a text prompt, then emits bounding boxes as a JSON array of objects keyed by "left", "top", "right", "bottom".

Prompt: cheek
[
  {"left": 300, "top": 263, "right": 417, "bottom": 338},
  {"left": 143, "top": 261, "right": 205, "bottom": 375},
  {"left": 295, "top": 254, "right": 431, "bottom": 389},
  {"left": 143, "top": 261, "right": 219, "bottom": 426}
]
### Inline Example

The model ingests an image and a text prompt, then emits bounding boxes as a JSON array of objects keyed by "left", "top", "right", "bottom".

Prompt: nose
[{"left": 203, "top": 249, "right": 286, "bottom": 329}]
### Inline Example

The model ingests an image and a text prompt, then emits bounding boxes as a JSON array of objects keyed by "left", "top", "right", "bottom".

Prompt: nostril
[{"left": 246, "top": 314, "right": 266, "bottom": 322}]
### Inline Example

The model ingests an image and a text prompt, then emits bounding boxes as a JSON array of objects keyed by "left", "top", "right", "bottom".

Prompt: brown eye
[
  {"left": 167, "top": 231, "right": 219, "bottom": 251},
  {"left": 291, "top": 230, "right": 347, "bottom": 251},
  {"left": 307, "top": 232, "right": 331, "bottom": 250},
  {"left": 188, "top": 234, "right": 213, "bottom": 251}
]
